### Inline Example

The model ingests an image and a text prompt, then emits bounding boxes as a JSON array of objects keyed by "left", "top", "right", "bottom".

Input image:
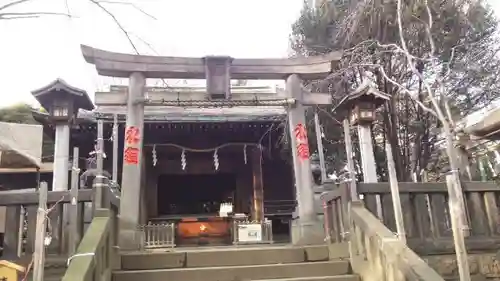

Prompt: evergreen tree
[{"left": 291, "top": 0, "right": 500, "bottom": 181}]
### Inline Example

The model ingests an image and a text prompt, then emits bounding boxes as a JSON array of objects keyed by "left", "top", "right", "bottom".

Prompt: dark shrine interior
[{"left": 157, "top": 173, "right": 237, "bottom": 217}]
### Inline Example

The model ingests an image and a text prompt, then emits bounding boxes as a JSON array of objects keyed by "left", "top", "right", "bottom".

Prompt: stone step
[
  {"left": 113, "top": 260, "right": 352, "bottom": 281},
  {"left": 121, "top": 245, "right": 332, "bottom": 270},
  {"left": 254, "top": 276, "right": 360, "bottom": 281}
]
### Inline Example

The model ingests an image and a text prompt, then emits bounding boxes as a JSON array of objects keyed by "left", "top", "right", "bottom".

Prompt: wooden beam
[
  {"left": 353, "top": 181, "right": 499, "bottom": 194},
  {"left": 95, "top": 88, "right": 286, "bottom": 106},
  {"left": 82, "top": 45, "right": 342, "bottom": 80},
  {"left": 0, "top": 189, "right": 93, "bottom": 206}
]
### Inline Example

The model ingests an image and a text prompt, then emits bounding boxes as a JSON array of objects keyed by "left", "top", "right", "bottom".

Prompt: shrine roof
[
  {"left": 32, "top": 106, "right": 286, "bottom": 125},
  {"left": 88, "top": 106, "right": 287, "bottom": 122}
]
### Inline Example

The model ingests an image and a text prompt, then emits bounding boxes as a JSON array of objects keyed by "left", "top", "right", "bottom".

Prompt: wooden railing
[
  {"left": 323, "top": 181, "right": 500, "bottom": 255},
  {"left": 62, "top": 188, "right": 120, "bottom": 281},
  {"left": 0, "top": 184, "right": 94, "bottom": 258}
]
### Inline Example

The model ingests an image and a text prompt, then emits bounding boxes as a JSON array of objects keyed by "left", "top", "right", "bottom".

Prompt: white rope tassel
[
  {"left": 152, "top": 144, "right": 157, "bottom": 167},
  {"left": 213, "top": 149, "right": 219, "bottom": 171},
  {"left": 243, "top": 144, "right": 248, "bottom": 164},
  {"left": 181, "top": 149, "right": 187, "bottom": 170}
]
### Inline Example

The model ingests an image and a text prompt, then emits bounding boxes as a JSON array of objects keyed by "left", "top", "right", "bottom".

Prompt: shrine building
[
  {"left": 28, "top": 45, "right": 340, "bottom": 249},
  {"left": 31, "top": 82, "right": 299, "bottom": 246}
]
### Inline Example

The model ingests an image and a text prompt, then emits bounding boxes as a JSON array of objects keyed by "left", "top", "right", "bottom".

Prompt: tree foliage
[{"left": 291, "top": 0, "right": 500, "bottom": 181}]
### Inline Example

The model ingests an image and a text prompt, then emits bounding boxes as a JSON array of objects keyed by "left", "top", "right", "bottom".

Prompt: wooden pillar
[
  {"left": 146, "top": 167, "right": 159, "bottom": 219},
  {"left": 68, "top": 147, "right": 81, "bottom": 257},
  {"left": 139, "top": 154, "right": 148, "bottom": 225},
  {"left": 314, "top": 111, "right": 327, "bottom": 183},
  {"left": 478, "top": 157, "right": 487, "bottom": 181},
  {"left": 357, "top": 124, "right": 377, "bottom": 182},
  {"left": 33, "top": 182, "right": 48, "bottom": 281},
  {"left": 251, "top": 147, "right": 264, "bottom": 222},
  {"left": 25, "top": 205, "right": 37, "bottom": 255},
  {"left": 94, "top": 119, "right": 105, "bottom": 209},
  {"left": 385, "top": 142, "right": 406, "bottom": 244},
  {"left": 343, "top": 119, "right": 358, "bottom": 200},
  {"left": 112, "top": 114, "right": 119, "bottom": 182},
  {"left": 2, "top": 206, "right": 22, "bottom": 258},
  {"left": 119, "top": 72, "right": 146, "bottom": 250},
  {"left": 357, "top": 123, "right": 382, "bottom": 219}
]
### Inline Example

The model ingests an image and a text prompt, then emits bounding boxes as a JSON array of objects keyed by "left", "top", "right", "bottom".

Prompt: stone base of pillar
[
  {"left": 118, "top": 228, "right": 141, "bottom": 251},
  {"left": 290, "top": 218, "right": 325, "bottom": 246}
]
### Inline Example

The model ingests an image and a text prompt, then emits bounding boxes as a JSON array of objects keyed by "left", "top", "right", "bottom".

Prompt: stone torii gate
[{"left": 81, "top": 45, "right": 342, "bottom": 248}]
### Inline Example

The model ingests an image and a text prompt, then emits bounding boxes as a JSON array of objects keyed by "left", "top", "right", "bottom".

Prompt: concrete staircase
[{"left": 113, "top": 245, "right": 359, "bottom": 281}]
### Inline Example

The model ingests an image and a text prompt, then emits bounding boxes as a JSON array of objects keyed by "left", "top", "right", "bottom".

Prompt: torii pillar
[
  {"left": 119, "top": 73, "right": 146, "bottom": 249},
  {"left": 286, "top": 74, "right": 332, "bottom": 245}
]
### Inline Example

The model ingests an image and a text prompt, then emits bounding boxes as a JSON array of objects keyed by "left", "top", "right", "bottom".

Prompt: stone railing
[
  {"left": 323, "top": 181, "right": 500, "bottom": 255},
  {"left": 62, "top": 188, "right": 120, "bottom": 281},
  {"left": 349, "top": 201, "right": 445, "bottom": 281},
  {"left": 322, "top": 183, "right": 445, "bottom": 280}
]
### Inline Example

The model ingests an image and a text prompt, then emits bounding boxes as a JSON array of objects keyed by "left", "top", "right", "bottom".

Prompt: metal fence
[
  {"left": 136, "top": 222, "right": 176, "bottom": 249},
  {"left": 232, "top": 220, "right": 273, "bottom": 245}
]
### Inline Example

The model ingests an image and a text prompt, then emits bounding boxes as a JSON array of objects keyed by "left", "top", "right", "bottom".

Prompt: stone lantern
[
  {"left": 31, "top": 79, "right": 94, "bottom": 192},
  {"left": 336, "top": 81, "right": 389, "bottom": 183},
  {"left": 337, "top": 82, "right": 390, "bottom": 126},
  {"left": 32, "top": 79, "right": 93, "bottom": 123}
]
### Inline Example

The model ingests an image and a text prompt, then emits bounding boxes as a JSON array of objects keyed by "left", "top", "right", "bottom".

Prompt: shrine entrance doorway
[
  {"left": 157, "top": 173, "right": 237, "bottom": 218},
  {"left": 156, "top": 173, "right": 237, "bottom": 246}
]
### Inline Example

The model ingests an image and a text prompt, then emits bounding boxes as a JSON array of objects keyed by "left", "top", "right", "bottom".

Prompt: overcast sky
[
  {"left": 0, "top": 0, "right": 303, "bottom": 106},
  {"left": 0, "top": 0, "right": 499, "bottom": 108}
]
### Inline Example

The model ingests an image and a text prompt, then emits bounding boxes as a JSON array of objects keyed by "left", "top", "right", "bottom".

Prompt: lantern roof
[
  {"left": 336, "top": 80, "right": 390, "bottom": 112},
  {"left": 31, "top": 78, "right": 94, "bottom": 112}
]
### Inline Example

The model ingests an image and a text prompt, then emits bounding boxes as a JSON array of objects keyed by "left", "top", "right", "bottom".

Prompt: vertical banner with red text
[
  {"left": 124, "top": 126, "right": 140, "bottom": 165},
  {"left": 294, "top": 123, "right": 310, "bottom": 161}
]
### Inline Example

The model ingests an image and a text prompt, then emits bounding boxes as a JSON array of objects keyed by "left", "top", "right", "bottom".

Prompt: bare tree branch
[
  {"left": 0, "top": 0, "right": 31, "bottom": 12},
  {"left": 96, "top": 0, "right": 156, "bottom": 20},
  {"left": 0, "top": 11, "right": 72, "bottom": 19},
  {"left": 87, "top": 0, "right": 139, "bottom": 54}
]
